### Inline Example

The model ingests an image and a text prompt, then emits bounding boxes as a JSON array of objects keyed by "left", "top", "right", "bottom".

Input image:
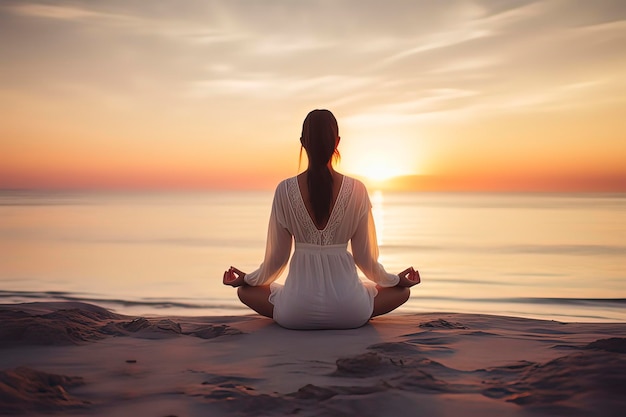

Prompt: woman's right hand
[
  {"left": 223, "top": 266, "right": 247, "bottom": 287},
  {"left": 397, "top": 267, "right": 420, "bottom": 287}
]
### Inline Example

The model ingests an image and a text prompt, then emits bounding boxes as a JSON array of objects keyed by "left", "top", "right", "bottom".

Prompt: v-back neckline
[{"left": 295, "top": 175, "right": 345, "bottom": 232}]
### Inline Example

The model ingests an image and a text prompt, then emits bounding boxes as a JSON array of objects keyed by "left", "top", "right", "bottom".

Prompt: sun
[
  {"left": 336, "top": 126, "right": 425, "bottom": 189},
  {"left": 339, "top": 143, "right": 417, "bottom": 186}
]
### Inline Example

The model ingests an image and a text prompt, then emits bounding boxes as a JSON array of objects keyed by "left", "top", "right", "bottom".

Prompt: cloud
[
  {"left": 1, "top": 0, "right": 625, "bottom": 122},
  {"left": 5, "top": 2, "right": 145, "bottom": 28},
  {"left": 9, "top": 3, "right": 112, "bottom": 20},
  {"left": 378, "top": 28, "right": 494, "bottom": 67},
  {"left": 190, "top": 74, "right": 375, "bottom": 101}
]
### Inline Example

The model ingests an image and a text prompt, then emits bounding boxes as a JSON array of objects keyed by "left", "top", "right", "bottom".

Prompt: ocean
[{"left": 0, "top": 190, "right": 624, "bottom": 322}]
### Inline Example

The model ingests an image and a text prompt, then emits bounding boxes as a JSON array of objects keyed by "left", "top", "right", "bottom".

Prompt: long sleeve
[
  {"left": 244, "top": 184, "right": 293, "bottom": 286},
  {"left": 351, "top": 199, "right": 400, "bottom": 287}
]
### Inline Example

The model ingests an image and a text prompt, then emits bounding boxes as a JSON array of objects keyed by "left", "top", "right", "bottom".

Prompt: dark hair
[{"left": 300, "top": 109, "right": 340, "bottom": 225}]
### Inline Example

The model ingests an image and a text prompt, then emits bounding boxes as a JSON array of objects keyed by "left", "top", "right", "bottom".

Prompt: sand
[{"left": 1, "top": 302, "right": 625, "bottom": 417}]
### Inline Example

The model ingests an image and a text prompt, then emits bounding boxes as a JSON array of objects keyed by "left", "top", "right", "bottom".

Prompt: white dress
[{"left": 244, "top": 175, "right": 399, "bottom": 329}]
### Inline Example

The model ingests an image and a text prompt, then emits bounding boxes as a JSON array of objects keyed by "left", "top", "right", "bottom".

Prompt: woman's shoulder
[
  {"left": 273, "top": 176, "right": 298, "bottom": 197},
  {"left": 342, "top": 175, "right": 367, "bottom": 194}
]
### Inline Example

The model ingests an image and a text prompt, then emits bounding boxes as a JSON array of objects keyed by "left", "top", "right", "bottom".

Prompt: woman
[{"left": 223, "top": 109, "right": 420, "bottom": 329}]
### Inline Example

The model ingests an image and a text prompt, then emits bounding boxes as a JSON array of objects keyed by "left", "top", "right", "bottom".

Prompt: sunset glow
[
  {"left": 1, "top": 1, "right": 625, "bottom": 191},
  {"left": 339, "top": 133, "right": 421, "bottom": 184}
]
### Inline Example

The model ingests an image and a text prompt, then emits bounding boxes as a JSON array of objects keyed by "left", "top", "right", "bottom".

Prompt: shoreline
[
  {"left": 1, "top": 301, "right": 625, "bottom": 416},
  {"left": 2, "top": 290, "right": 625, "bottom": 323}
]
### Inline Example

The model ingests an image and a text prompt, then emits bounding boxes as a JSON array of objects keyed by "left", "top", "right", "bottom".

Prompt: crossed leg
[
  {"left": 237, "top": 284, "right": 410, "bottom": 321},
  {"left": 237, "top": 285, "right": 274, "bottom": 318},
  {"left": 371, "top": 286, "right": 410, "bottom": 318}
]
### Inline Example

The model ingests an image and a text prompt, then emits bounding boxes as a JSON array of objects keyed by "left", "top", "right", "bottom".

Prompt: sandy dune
[{"left": 1, "top": 302, "right": 625, "bottom": 416}]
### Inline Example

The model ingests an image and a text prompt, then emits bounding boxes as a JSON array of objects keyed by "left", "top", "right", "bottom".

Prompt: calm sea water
[{"left": 0, "top": 190, "right": 624, "bottom": 322}]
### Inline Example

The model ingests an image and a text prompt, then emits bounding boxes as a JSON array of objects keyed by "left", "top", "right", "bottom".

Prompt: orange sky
[{"left": 1, "top": 1, "right": 625, "bottom": 191}]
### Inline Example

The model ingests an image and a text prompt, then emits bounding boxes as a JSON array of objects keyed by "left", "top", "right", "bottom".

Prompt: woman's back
[
  {"left": 276, "top": 175, "right": 367, "bottom": 246},
  {"left": 296, "top": 171, "right": 344, "bottom": 231}
]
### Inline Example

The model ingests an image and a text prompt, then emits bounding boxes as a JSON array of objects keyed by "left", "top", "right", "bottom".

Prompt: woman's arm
[
  {"left": 351, "top": 196, "right": 420, "bottom": 287},
  {"left": 351, "top": 207, "right": 401, "bottom": 287},
  {"left": 231, "top": 184, "right": 292, "bottom": 287},
  {"left": 243, "top": 217, "right": 292, "bottom": 286}
]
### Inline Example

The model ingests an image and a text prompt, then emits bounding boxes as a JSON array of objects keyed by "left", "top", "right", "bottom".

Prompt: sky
[{"left": 0, "top": 0, "right": 625, "bottom": 191}]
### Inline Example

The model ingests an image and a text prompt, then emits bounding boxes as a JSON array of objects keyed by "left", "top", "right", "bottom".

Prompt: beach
[
  {"left": 2, "top": 2, "right": 626, "bottom": 415},
  {"left": 1, "top": 302, "right": 625, "bottom": 416}
]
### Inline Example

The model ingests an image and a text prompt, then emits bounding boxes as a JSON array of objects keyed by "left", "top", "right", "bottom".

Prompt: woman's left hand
[
  {"left": 223, "top": 266, "right": 247, "bottom": 287},
  {"left": 397, "top": 267, "right": 420, "bottom": 287}
]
